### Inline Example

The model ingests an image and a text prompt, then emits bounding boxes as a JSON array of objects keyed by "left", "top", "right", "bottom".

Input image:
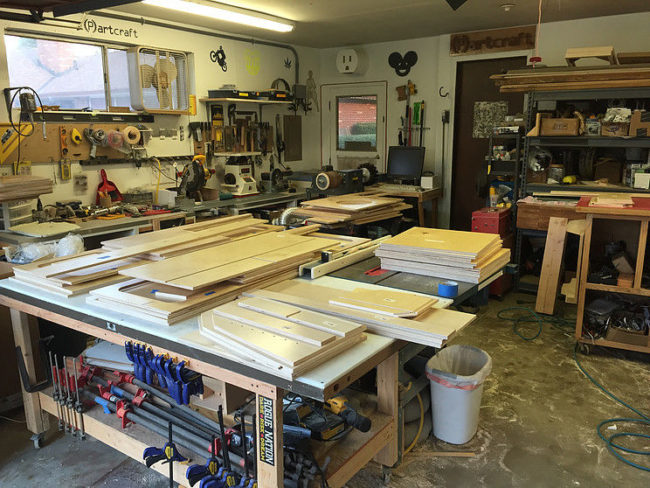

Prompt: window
[
  {"left": 337, "top": 95, "right": 378, "bottom": 151},
  {"left": 5, "top": 35, "right": 109, "bottom": 110}
]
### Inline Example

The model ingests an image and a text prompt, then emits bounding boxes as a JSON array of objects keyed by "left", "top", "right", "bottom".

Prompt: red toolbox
[
  {"left": 471, "top": 207, "right": 511, "bottom": 237},
  {"left": 471, "top": 207, "right": 512, "bottom": 296}
]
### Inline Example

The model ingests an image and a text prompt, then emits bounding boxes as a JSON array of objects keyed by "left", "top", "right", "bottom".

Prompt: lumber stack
[
  {"left": 375, "top": 227, "right": 510, "bottom": 284},
  {"left": 241, "top": 280, "right": 476, "bottom": 348},
  {"left": 9, "top": 214, "right": 275, "bottom": 297},
  {"left": 87, "top": 231, "right": 337, "bottom": 324},
  {"left": 0, "top": 175, "right": 53, "bottom": 201},
  {"left": 490, "top": 64, "right": 650, "bottom": 93},
  {"left": 291, "top": 193, "right": 411, "bottom": 225},
  {"left": 199, "top": 297, "right": 367, "bottom": 378}
]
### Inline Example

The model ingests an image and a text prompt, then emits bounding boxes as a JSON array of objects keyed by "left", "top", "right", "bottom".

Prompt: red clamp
[
  {"left": 113, "top": 371, "right": 135, "bottom": 385},
  {"left": 116, "top": 399, "right": 132, "bottom": 429},
  {"left": 77, "top": 365, "right": 100, "bottom": 390},
  {"left": 132, "top": 388, "right": 148, "bottom": 408}
]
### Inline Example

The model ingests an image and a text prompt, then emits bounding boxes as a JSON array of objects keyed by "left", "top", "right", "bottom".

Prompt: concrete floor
[{"left": 1, "top": 292, "right": 649, "bottom": 487}]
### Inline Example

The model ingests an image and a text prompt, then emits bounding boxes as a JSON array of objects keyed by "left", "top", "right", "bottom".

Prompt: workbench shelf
[
  {"left": 514, "top": 86, "right": 650, "bottom": 292},
  {"left": 199, "top": 98, "right": 292, "bottom": 105},
  {"left": 575, "top": 211, "right": 650, "bottom": 355},
  {"left": 528, "top": 136, "right": 650, "bottom": 148}
]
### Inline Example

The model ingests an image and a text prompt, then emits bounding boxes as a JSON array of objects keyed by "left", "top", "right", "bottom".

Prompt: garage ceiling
[
  {"left": 106, "top": 0, "right": 650, "bottom": 48},
  {"left": 1, "top": 0, "right": 648, "bottom": 48}
]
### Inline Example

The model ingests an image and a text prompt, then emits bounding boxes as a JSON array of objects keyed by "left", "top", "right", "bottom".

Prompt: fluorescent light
[{"left": 142, "top": 0, "right": 294, "bottom": 33}]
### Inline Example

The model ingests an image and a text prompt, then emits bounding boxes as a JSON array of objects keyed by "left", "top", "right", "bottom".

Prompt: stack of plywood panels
[
  {"left": 375, "top": 227, "right": 510, "bottom": 284},
  {"left": 241, "top": 280, "right": 476, "bottom": 348},
  {"left": 9, "top": 214, "right": 274, "bottom": 297},
  {"left": 292, "top": 193, "right": 411, "bottom": 225},
  {"left": 87, "top": 232, "right": 335, "bottom": 324},
  {"left": 199, "top": 298, "right": 367, "bottom": 378}
]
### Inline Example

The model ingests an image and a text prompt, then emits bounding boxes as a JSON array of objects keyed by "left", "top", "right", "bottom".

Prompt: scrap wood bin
[{"left": 425, "top": 345, "right": 492, "bottom": 444}]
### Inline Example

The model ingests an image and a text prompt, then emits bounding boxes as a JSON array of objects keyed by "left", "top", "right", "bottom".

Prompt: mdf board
[
  {"left": 535, "top": 217, "right": 569, "bottom": 315},
  {"left": 381, "top": 227, "right": 500, "bottom": 258}
]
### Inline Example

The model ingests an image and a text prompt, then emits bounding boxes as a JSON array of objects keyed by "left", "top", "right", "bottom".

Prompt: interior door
[
  {"left": 321, "top": 82, "right": 387, "bottom": 171},
  {"left": 450, "top": 56, "right": 526, "bottom": 230}
]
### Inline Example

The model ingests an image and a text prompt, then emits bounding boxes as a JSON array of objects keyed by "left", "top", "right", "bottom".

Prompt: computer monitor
[{"left": 387, "top": 146, "right": 425, "bottom": 182}]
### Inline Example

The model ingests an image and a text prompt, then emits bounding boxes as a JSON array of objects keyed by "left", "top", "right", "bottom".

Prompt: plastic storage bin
[{"left": 425, "top": 345, "right": 492, "bottom": 444}]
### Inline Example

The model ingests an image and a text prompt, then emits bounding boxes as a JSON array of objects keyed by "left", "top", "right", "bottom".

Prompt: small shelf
[
  {"left": 200, "top": 98, "right": 292, "bottom": 105},
  {"left": 578, "top": 337, "right": 650, "bottom": 354},
  {"left": 214, "top": 152, "right": 261, "bottom": 157},
  {"left": 584, "top": 282, "right": 650, "bottom": 297},
  {"left": 528, "top": 136, "right": 650, "bottom": 148}
]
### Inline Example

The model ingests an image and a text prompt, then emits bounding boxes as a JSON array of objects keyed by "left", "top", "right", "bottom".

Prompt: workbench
[
  {"left": 0, "top": 277, "right": 401, "bottom": 488},
  {"left": 0, "top": 212, "right": 189, "bottom": 246},
  {"left": 368, "top": 185, "right": 442, "bottom": 227},
  {"left": 188, "top": 191, "right": 306, "bottom": 215}
]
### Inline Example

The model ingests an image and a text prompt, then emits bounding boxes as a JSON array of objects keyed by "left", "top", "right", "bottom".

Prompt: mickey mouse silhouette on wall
[{"left": 388, "top": 51, "right": 418, "bottom": 77}]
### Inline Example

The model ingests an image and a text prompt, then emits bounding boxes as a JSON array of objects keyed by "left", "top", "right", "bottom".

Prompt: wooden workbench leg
[
  {"left": 430, "top": 199, "right": 438, "bottom": 228},
  {"left": 10, "top": 309, "right": 50, "bottom": 435},
  {"left": 256, "top": 386, "right": 284, "bottom": 488},
  {"left": 417, "top": 201, "right": 425, "bottom": 227},
  {"left": 374, "top": 352, "right": 399, "bottom": 467}
]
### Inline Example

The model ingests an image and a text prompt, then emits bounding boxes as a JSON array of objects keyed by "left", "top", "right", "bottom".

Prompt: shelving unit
[
  {"left": 573, "top": 200, "right": 649, "bottom": 353},
  {"left": 514, "top": 87, "right": 650, "bottom": 291},
  {"left": 486, "top": 131, "right": 523, "bottom": 200}
]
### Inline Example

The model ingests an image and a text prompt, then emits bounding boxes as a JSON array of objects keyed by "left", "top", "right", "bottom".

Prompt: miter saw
[
  {"left": 178, "top": 155, "right": 212, "bottom": 200},
  {"left": 222, "top": 156, "right": 258, "bottom": 197}
]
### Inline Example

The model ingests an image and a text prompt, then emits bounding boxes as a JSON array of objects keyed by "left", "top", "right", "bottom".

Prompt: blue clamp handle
[{"left": 93, "top": 396, "right": 112, "bottom": 415}]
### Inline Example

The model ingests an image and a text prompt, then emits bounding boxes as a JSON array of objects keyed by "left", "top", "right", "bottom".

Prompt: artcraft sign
[
  {"left": 450, "top": 25, "right": 536, "bottom": 56},
  {"left": 82, "top": 17, "right": 139, "bottom": 38}
]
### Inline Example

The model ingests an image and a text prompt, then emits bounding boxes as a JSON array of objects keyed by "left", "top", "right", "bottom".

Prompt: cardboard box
[
  {"left": 540, "top": 118, "right": 580, "bottom": 136},
  {"left": 606, "top": 327, "right": 649, "bottom": 347},
  {"left": 629, "top": 110, "right": 650, "bottom": 137},
  {"left": 601, "top": 122, "right": 629, "bottom": 137},
  {"left": 634, "top": 173, "right": 650, "bottom": 189}
]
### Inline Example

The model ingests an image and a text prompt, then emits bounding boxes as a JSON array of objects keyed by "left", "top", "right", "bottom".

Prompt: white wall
[
  {"left": 0, "top": 12, "right": 321, "bottom": 206},
  {"left": 319, "top": 11, "right": 650, "bottom": 228}
]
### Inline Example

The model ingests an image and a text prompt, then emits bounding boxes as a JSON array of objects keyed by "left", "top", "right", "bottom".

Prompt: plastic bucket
[{"left": 425, "top": 345, "right": 492, "bottom": 444}]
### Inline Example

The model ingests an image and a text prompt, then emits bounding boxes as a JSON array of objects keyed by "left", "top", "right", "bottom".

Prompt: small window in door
[{"left": 337, "top": 95, "right": 377, "bottom": 151}]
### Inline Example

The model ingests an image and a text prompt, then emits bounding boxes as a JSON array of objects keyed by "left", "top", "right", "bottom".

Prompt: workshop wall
[
  {"left": 319, "top": 11, "right": 650, "bottom": 228},
  {"left": 0, "top": 12, "right": 321, "bottom": 206}
]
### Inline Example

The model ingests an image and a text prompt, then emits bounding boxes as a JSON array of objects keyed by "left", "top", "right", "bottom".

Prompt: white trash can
[{"left": 425, "top": 345, "right": 492, "bottom": 444}]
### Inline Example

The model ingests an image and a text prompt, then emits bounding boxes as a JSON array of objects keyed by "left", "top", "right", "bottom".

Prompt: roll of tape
[
  {"left": 124, "top": 125, "right": 141, "bottom": 145},
  {"left": 437, "top": 280, "right": 459, "bottom": 298},
  {"left": 107, "top": 130, "right": 124, "bottom": 149}
]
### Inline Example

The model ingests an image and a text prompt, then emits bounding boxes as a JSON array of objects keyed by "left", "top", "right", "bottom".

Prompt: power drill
[{"left": 324, "top": 395, "right": 371, "bottom": 433}]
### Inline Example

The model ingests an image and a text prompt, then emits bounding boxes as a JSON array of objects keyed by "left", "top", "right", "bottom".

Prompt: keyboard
[{"left": 376, "top": 183, "right": 423, "bottom": 192}]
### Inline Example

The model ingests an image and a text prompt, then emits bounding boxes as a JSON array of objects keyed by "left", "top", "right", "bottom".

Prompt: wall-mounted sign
[
  {"left": 450, "top": 25, "right": 536, "bottom": 56},
  {"left": 82, "top": 17, "right": 139, "bottom": 38}
]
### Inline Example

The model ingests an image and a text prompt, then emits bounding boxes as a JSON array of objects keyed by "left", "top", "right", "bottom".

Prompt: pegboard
[{"left": 1, "top": 122, "right": 139, "bottom": 164}]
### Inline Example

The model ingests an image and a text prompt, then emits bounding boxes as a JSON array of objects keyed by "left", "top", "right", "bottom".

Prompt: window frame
[{"left": 335, "top": 93, "right": 379, "bottom": 152}]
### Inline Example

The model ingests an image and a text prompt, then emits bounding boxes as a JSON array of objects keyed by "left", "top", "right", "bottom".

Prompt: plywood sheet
[
  {"left": 212, "top": 302, "right": 337, "bottom": 346},
  {"left": 329, "top": 288, "right": 436, "bottom": 317},
  {"left": 380, "top": 227, "right": 500, "bottom": 258},
  {"left": 238, "top": 297, "right": 364, "bottom": 337},
  {"left": 301, "top": 195, "right": 403, "bottom": 213},
  {"left": 535, "top": 217, "right": 568, "bottom": 315},
  {"left": 121, "top": 233, "right": 329, "bottom": 290}
]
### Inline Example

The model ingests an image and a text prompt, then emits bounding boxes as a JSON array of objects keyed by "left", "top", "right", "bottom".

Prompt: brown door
[{"left": 450, "top": 56, "right": 526, "bottom": 230}]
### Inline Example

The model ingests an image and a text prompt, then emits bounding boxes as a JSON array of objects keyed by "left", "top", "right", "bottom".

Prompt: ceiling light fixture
[
  {"left": 500, "top": 3, "right": 515, "bottom": 12},
  {"left": 141, "top": 0, "right": 295, "bottom": 33}
]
